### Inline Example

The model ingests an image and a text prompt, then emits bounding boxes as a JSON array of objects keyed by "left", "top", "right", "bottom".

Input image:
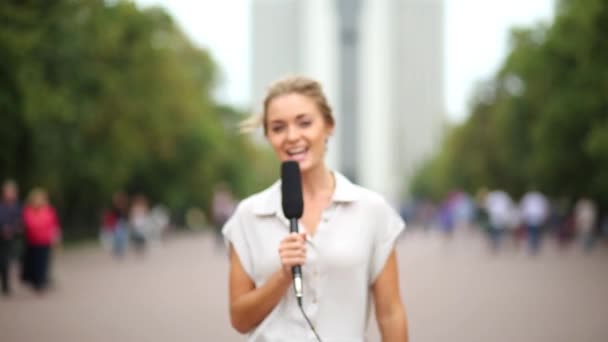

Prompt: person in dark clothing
[{"left": 0, "top": 180, "right": 21, "bottom": 296}]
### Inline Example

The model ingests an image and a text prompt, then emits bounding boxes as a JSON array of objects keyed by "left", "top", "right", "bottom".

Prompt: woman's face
[
  {"left": 32, "top": 192, "right": 47, "bottom": 208},
  {"left": 266, "top": 93, "right": 333, "bottom": 173}
]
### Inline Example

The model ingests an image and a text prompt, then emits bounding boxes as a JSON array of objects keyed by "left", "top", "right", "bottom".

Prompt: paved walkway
[{"left": 1, "top": 229, "right": 607, "bottom": 341}]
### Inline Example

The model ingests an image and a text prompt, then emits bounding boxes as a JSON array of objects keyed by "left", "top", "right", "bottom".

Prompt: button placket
[
  {"left": 314, "top": 203, "right": 334, "bottom": 240},
  {"left": 303, "top": 242, "right": 321, "bottom": 319}
]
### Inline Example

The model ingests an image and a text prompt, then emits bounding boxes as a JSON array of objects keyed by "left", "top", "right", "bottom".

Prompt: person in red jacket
[{"left": 21, "top": 188, "right": 60, "bottom": 292}]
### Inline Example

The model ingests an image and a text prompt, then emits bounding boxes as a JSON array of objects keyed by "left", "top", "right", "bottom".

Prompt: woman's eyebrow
[
  {"left": 268, "top": 119, "right": 285, "bottom": 125},
  {"left": 295, "top": 113, "right": 310, "bottom": 119},
  {"left": 269, "top": 113, "right": 310, "bottom": 124}
]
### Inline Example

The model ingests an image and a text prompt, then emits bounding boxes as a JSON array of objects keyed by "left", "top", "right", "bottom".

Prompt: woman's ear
[{"left": 326, "top": 124, "right": 335, "bottom": 137}]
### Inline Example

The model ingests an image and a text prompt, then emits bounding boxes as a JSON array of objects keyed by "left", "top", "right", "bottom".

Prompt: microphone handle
[
  {"left": 289, "top": 217, "right": 299, "bottom": 234},
  {"left": 289, "top": 218, "right": 303, "bottom": 303},
  {"left": 292, "top": 264, "right": 302, "bottom": 279}
]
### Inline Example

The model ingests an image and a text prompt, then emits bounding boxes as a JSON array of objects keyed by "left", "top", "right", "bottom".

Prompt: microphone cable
[{"left": 297, "top": 297, "right": 323, "bottom": 342}]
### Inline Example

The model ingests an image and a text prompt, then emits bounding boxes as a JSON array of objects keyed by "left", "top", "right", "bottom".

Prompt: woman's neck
[{"left": 300, "top": 164, "right": 334, "bottom": 199}]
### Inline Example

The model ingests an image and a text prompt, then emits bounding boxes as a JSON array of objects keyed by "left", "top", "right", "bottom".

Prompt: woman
[
  {"left": 22, "top": 188, "right": 61, "bottom": 292},
  {"left": 223, "top": 76, "right": 408, "bottom": 341}
]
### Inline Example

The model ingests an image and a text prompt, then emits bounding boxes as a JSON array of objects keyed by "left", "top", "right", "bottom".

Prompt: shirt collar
[{"left": 252, "top": 171, "right": 359, "bottom": 217}]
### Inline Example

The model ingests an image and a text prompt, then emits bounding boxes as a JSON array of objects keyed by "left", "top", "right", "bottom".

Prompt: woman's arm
[
  {"left": 372, "top": 250, "right": 409, "bottom": 342},
  {"left": 228, "top": 232, "right": 307, "bottom": 333}
]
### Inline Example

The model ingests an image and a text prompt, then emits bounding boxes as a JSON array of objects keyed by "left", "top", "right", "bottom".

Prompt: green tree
[
  {"left": 0, "top": 1, "right": 276, "bottom": 237},
  {"left": 410, "top": 0, "right": 608, "bottom": 212}
]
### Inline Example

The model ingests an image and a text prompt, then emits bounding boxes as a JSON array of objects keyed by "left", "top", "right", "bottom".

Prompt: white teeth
[{"left": 287, "top": 147, "right": 306, "bottom": 155}]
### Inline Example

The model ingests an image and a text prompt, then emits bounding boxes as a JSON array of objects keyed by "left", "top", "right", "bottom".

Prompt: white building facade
[{"left": 251, "top": 0, "right": 445, "bottom": 204}]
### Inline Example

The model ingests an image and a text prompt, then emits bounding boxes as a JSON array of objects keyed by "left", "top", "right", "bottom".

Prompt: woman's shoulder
[
  {"left": 355, "top": 187, "right": 398, "bottom": 217},
  {"left": 232, "top": 180, "right": 281, "bottom": 216},
  {"left": 334, "top": 172, "right": 391, "bottom": 210}
]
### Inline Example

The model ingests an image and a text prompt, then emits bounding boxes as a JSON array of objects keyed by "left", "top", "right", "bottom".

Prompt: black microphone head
[{"left": 281, "top": 161, "right": 303, "bottom": 219}]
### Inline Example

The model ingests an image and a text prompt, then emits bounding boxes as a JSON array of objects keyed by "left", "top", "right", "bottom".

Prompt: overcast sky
[{"left": 134, "top": 0, "right": 554, "bottom": 122}]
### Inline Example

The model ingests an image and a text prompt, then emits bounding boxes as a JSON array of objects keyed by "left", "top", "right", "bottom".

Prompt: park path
[{"left": 1, "top": 228, "right": 607, "bottom": 341}]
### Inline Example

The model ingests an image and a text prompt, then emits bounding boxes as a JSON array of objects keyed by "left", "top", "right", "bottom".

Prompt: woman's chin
[
  {"left": 298, "top": 161, "right": 319, "bottom": 174},
  {"left": 288, "top": 159, "right": 307, "bottom": 169},
  {"left": 284, "top": 156, "right": 306, "bottom": 165},
  {"left": 280, "top": 157, "right": 316, "bottom": 173}
]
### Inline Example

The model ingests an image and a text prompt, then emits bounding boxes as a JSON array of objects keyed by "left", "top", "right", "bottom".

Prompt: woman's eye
[
  {"left": 271, "top": 125, "right": 285, "bottom": 133},
  {"left": 299, "top": 121, "right": 312, "bottom": 127}
]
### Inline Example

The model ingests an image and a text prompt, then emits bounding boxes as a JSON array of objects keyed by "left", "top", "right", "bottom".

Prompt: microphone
[{"left": 281, "top": 161, "right": 304, "bottom": 305}]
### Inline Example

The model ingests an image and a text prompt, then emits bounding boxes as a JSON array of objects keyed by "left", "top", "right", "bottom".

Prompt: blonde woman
[{"left": 223, "top": 77, "right": 408, "bottom": 341}]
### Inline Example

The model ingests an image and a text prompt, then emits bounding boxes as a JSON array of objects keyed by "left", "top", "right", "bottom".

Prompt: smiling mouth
[{"left": 286, "top": 147, "right": 308, "bottom": 161}]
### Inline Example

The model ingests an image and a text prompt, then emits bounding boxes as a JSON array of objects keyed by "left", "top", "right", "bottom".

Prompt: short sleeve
[
  {"left": 222, "top": 204, "right": 254, "bottom": 279},
  {"left": 369, "top": 201, "right": 406, "bottom": 283}
]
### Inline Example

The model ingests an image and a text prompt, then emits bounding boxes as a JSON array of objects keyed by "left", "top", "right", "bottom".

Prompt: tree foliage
[
  {"left": 0, "top": 0, "right": 276, "bottom": 235},
  {"left": 410, "top": 0, "right": 608, "bottom": 210}
]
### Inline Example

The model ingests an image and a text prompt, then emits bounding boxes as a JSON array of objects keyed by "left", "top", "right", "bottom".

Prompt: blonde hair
[{"left": 241, "top": 76, "right": 335, "bottom": 135}]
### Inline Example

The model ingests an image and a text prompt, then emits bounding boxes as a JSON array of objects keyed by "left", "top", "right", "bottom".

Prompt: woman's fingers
[
  {"left": 282, "top": 232, "right": 306, "bottom": 244},
  {"left": 279, "top": 233, "right": 306, "bottom": 250},
  {"left": 278, "top": 232, "right": 307, "bottom": 271},
  {"left": 278, "top": 246, "right": 306, "bottom": 259},
  {"left": 279, "top": 242, "right": 306, "bottom": 253},
  {"left": 282, "top": 256, "right": 306, "bottom": 266}
]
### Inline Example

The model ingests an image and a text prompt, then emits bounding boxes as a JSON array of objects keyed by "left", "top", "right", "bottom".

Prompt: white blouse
[{"left": 223, "top": 172, "right": 405, "bottom": 342}]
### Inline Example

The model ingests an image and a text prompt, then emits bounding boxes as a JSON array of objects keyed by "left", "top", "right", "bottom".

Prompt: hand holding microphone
[{"left": 278, "top": 232, "right": 307, "bottom": 279}]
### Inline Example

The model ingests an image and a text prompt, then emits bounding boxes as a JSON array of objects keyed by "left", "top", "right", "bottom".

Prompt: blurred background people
[
  {"left": 600, "top": 214, "right": 608, "bottom": 244},
  {"left": 551, "top": 198, "right": 575, "bottom": 249},
  {"left": 474, "top": 188, "right": 491, "bottom": 233},
  {"left": 520, "top": 190, "right": 549, "bottom": 254},
  {"left": 437, "top": 192, "right": 457, "bottom": 238},
  {"left": 101, "top": 191, "right": 130, "bottom": 258},
  {"left": 573, "top": 197, "right": 597, "bottom": 252},
  {"left": 129, "top": 194, "right": 150, "bottom": 254},
  {"left": 0, "top": 180, "right": 21, "bottom": 296},
  {"left": 210, "top": 183, "right": 236, "bottom": 250},
  {"left": 484, "top": 189, "right": 513, "bottom": 251},
  {"left": 21, "top": 188, "right": 61, "bottom": 293},
  {"left": 148, "top": 204, "right": 170, "bottom": 244},
  {"left": 506, "top": 203, "right": 523, "bottom": 249},
  {"left": 452, "top": 191, "right": 476, "bottom": 231},
  {"left": 436, "top": 190, "right": 475, "bottom": 239}
]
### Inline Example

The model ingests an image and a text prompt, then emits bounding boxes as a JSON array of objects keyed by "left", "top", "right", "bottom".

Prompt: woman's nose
[{"left": 286, "top": 125, "right": 299, "bottom": 141}]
